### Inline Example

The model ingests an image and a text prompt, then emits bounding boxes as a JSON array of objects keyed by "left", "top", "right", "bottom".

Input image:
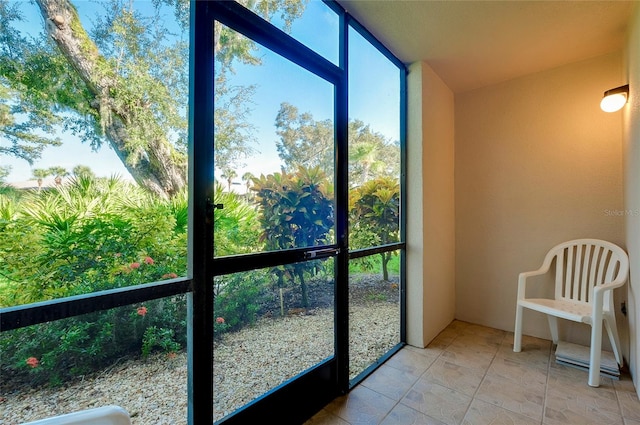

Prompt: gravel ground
[{"left": 1, "top": 280, "right": 399, "bottom": 424}]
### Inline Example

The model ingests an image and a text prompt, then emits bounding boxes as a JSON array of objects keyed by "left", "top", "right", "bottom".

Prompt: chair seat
[{"left": 518, "top": 298, "right": 592, "bottom": 324}]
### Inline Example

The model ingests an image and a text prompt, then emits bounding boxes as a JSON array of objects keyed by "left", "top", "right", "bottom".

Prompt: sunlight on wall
[{"left": 455, "top": 52, "right": 625, "bottom": 345}]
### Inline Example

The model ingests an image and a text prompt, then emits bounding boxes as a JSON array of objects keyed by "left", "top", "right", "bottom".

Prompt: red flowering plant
[
  {"left": 213, "top": 315, "right": 229, "bottom": 336},
  {"left": 25, "top": 357, "right": 39, "bottom": 368}
]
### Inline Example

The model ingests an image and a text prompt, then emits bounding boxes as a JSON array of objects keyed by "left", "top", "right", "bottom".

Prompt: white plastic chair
[
  {"left": 21, "top": 405, "right": 131, "bottom": 425},
  {"left": 513, "top": 238, "right": 629, "bottom": 387}
]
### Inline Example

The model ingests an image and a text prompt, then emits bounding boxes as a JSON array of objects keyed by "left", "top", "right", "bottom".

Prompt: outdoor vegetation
[
  {"left": 0, "top": 0, "right": 401, "bottom": 419},
  {"left": 0, "top": 164, "right": 399, "bottom": 386}
]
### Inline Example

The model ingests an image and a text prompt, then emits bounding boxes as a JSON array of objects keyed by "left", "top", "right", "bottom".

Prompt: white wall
[
  {"left": 624, "top": 3, "right": 640, "bottom": 394},
  {"left": 406, "top": 61, "right": 456, "bottom": 347},
  {"left": 455, "top": 53, "right": 626, "bottom": 348}
]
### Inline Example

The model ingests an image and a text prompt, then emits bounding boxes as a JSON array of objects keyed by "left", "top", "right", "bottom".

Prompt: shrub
[
  {"left": 0, "top": 176, "right": 187, "bottom": 307},
  {"left": 213, "top": 269, "right": 268, "bottom": 335},
  {"left": 251, "top": 166, "right": 333, "bottom": 307},
  {"left": 213, "top": 183, "right": 262, "bottom": 256},
  {"left": 0, "top": 176, "right": 189, "bottom": 386},
  {"left": 0, "top": 296, "right": 187, "bottom": 387},
  {"left": 349, "top": 177, "right": 400, "bottom": 281}
]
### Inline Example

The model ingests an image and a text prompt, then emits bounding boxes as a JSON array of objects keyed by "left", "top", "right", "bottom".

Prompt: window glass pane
[
  {"left": 0, "top": 1, "right": 189, "bottom": 307},
  {"left": 246, "top": 0, "right": 339, "bottom": 65},
  {"left": 348, "top": 26, "right": 401, "bottom": 250},
  {"left": 213, "top": 258, "right": 334, "bottom": 422},
  {"left": 0, "top": 297, "right": 188, "bottom": 423},
  {"left": 214, "top": 23, "right": 335, "bottom": 257},
  {"left": 349, "top": 251, "right": 401, "bottom": 379},
  {"left": 347, "top": 24, "right": 402, "bottom": 381}
]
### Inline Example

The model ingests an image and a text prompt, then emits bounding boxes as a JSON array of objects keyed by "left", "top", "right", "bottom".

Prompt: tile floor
[{"left": 305, "top": 320, "right": 640, "bottom": 425}]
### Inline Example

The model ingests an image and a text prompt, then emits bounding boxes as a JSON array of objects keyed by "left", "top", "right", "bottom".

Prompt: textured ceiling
[{"left": 337, "top": 0, "right": 635, "bottom": 93}]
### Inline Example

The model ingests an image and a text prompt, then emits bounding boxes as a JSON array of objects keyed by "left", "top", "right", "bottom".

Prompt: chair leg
[
  {"left": 547, "top": 315, "right": 559, "bottom": 345},
  {"left": 514, "top": 304, "right": 523, "bottom": 352},
  {"left": 604, "top": 314, "right": 623, "bottom": 366},
  {"left": 588, "top": 322, "right": 603, "bottom": 387}
]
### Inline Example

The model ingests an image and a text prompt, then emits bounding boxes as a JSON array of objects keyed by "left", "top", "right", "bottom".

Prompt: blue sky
[{"left": 3, "top": 0, "right": 400, "bottom": 186}]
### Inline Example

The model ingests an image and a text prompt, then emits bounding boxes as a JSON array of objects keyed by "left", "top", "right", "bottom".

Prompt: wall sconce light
[{"left": 600, "top": 84, "right": 629, "bottom": 112}]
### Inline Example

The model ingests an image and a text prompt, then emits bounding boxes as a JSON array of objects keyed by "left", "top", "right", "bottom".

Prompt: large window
[{"left": 0, "top": 2, "right": 405, "bottom": 424}]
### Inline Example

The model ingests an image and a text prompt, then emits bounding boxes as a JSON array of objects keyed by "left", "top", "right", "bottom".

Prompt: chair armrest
[
  {"left": 595, "top": 278, "right": 627, "bottom": 293},
  {"left": 517, "top": 249, "right": 557, "bottom": 301},
  {"left": 592, "top": 274, "right": 628, "bottom": 318},
  {"left": 592, "top": 276, "right": 627, "bottom": 303},
  {"left": 517, "top": 266, "right": 551, "bottom": 301}
]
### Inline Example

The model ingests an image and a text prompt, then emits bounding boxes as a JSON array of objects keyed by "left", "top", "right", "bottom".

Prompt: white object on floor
[
  {"left": 21, "top": 405, "right": 131, "bottom": 425},
  {"left": 555, "top": 340, "right": 620, "bottom": 378},
  {"left": 513, "top": 238, "right": 629, "bottom": 387}
]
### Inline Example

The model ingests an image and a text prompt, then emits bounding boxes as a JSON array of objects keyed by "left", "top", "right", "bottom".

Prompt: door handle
[{"left": 303, "top": 247, "right": 340, "bottom": 260}]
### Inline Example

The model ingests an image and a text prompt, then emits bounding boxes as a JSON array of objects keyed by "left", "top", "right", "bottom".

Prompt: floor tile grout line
[
  {"left": 391, "top": 337, "right": 448, "bottom": 422},
  {"left": 362, "top": 340, "right": 449, "bottom": 424},
  {"left": 541, "top": 342, "right": 554, "bottom": 425},
  {"left": 614, "top": 368, "right": 628, "bottom": 424},
  {"left": 396, "top": 325, "right": 467, "bottom": 425},
  {"left": 457, "top": 330, "right": 507, "bottom": 425}
]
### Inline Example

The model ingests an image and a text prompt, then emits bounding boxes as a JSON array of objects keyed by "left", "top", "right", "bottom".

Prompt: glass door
[{"left": 206, "top": 3, "right": 345, "bottom": 423}]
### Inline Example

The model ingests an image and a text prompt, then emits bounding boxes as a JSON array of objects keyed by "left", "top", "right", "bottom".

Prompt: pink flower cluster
[
  {"left": 137, "top": 306, "right": 148, "bottom": 317},
  {"left": 129, "top": 256, "right": 154, "bottom": 270},
  {"left": 26, "top": 357, "right": 39, "bottom": 368}
]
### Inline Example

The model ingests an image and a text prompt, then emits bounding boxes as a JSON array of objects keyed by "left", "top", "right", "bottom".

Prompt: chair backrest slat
[
  {"left": 565, "top": 246, "right": 574, "bottom": 299},
  {"left": 555, "top": 248, "right": 565, "bottom": 299},
  {"left": 572, "top": 245, "right": 582, "bottom": 299},
  {"left": 587, "top": 245, "right": 603, "bottom": 302},
  {"left": 595, "top": 247, "right": 609, "bottom": 294}
]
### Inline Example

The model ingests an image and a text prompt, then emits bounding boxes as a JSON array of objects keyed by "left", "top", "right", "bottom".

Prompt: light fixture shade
[{"left": 600, "top": 84, "right": 629, "bottom": 112}]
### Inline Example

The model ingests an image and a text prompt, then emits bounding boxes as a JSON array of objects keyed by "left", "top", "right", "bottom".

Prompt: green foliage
[
  {"left": 349, "top": 254, "right": 400, "bottom": 276},
  {"left": 274, "top": 103, "right": 400, "bottom": 186},
  {"left": 0, "top": 164, "right": 9, "bottom": 182},
  {"left": 252, "top": 166, "right": 333, "bottom": 250},
  {"left": 72, "top": 165, "right": 95, "bottom": 179},
  {"left": 48, "top": 166, "right": 68, "bottom": 184},
  {"left": 350, "top": 177, "right": 400, "bottom": 280},
  {"left": 349, "top": 119, "right": 400, "bottom": 186},
  {"left": 0, "top": 0, "right": 66, "bottom": 163},
  {"left": 0, "top": 175, "right": 187, "bottom": 307},
  {"left": 0, "top": 0, "right": 308, "bottom": 197},
  {"left": 213, "top": 270, "right": 268, "bottom": 335},
  {"left": 31, "top": 168, "right": 50, "bottom": 187},
  {"left": 275, "top": 102, "right": 334, "bottom": 174},
  {"left": 213, "top": 183, "right": 262, "bottom": 257},
  {"left": 214, "top": 71, "right": 258, "bottom": 176},
  {"left": 251, "top": 166, "right": 333, "bottom": 307},
  {"left": 0, "top": 296, "right": 186, "bottom": 386},
  {"left": 141, "top": 326, "right": 181, "bottom": 358}
]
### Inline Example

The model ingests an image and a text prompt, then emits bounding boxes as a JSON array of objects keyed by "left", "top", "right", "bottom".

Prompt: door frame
[{"left": 191, "top": 1, "right": 408, "bottom": 423}]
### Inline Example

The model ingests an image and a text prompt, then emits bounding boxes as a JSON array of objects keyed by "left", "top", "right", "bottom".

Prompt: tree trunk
[
  {"left": 381, "top": 252, "right": 390, "bottom": 282},
  {"left": 297, "top": 269, "right": 309, "bottom": 309},
  {"left": 35, "top": 0, "right": 186, "bottom": 198}
]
